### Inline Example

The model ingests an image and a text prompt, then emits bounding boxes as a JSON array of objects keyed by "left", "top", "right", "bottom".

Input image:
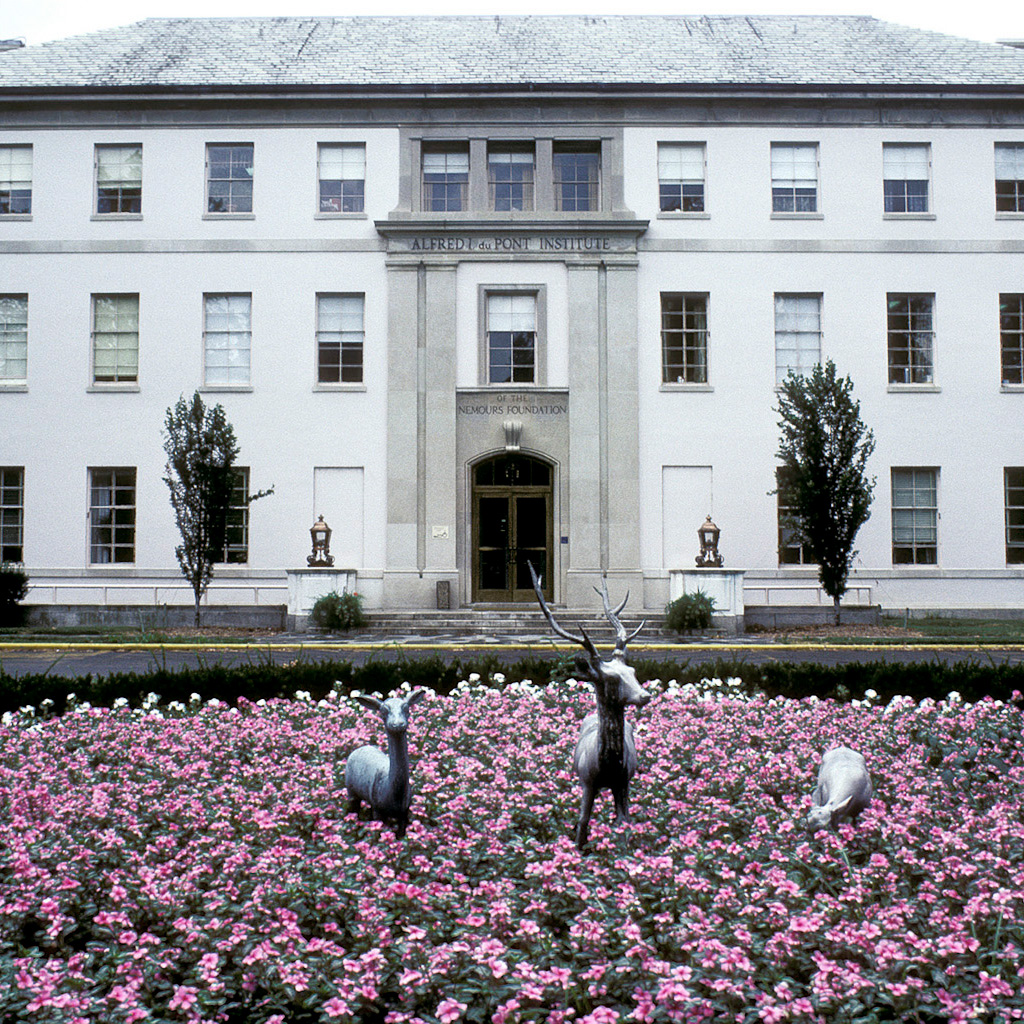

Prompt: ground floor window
[
  {"left": 1005, "top": 468, "right": 1024, "bottom": 564},
  {"left": 892, "top": 467, "right": 938, "bottom": 564},
  {"left": 89, "top": 467, "right": 136, "bottom": 564},
  {"left": 776, "top": 466, "right": 812, "bottom": 565},
  {"left": 0, "top": 466, "right": 24, "bottom": 562},
  {"left": 219, "top": 467, "right": 250, "bottom": 564}
]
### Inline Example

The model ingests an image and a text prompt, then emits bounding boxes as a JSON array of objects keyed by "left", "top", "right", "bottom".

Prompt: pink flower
[
  {"left": 323, "top": 998, "right": 350, "bottom": 1018},
  {"left": 436, "top": 998, "right": 467, "bottom": 1023}
]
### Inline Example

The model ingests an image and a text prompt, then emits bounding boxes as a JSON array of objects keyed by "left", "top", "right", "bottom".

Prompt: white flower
[
  {"left": 864, "top": 688, "right": 878, "bottom": 700},
  {"left": 468, "top": 672, "right": 481, "bottom": 683},
  {"left": 493, "top": 672, "right": 506, "bottom": 684},
  {"left": 294, "top": 690, "right": 312, "bottom": 702},
  {"left": 189, "top": 693, "right": 202, "bottom": 704}
]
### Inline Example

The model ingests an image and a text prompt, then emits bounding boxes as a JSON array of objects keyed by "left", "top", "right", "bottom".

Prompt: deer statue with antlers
[{"left": 528, "top": 562, "right": 652, "bottom": 848}]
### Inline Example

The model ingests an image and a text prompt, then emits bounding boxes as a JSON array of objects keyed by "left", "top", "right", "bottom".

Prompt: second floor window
[
  {"left": 92, "top": 294, "right": 139, "bottom": 383},
  {"left": 204, "top": 294, "right": 251, "bottom": 386},
  {"left": 883, "top": 143, "right": 930, "bottom": 214},
  {"left": 775, "top": 294, "right": 821, "bottom": 384},
  {"left": 318, "top": 143, "right": 365, "bottom": 213},
  {"left": 489, "top": 148, "right": 534, "bottom": 211},
  {"left": 316, "top": 293, "right": 364, "bottom": 384},
  {"left": 487, "top": 292, "right": 536, "bottom": 384},
  {"left": 422, "top": 148, "right": 469, "bottom": 212},
  {"left": 995, "top": 143, "right": 1024, "bottom": 213},
  {"left": 206, "top": 144, "right": 253, "bottom": 214},
  {"left": 892, "top": 467, "right": 938, "bottom": 564},
  {"left": 0, "top": 145, "right": 32, "bottom": 215},
  {"left": 0, "top": 466, "right": 24, "bottom": 563},
  {"left": 89, "top": 467, "right": 136, "bottom": 564},
  {"left": 771, "top": 143, "right": 818, "bottom": 213},
  {"left": 658, "top": 143, "right": 705, "bottom": 212},
  {"left": 1001, "top": 294, "right": 1024, "bottom": 386},
  {"left": 95, "top": 145, "right": 142, "bottom": 214},
  {"left": 553, "top": 144, "right": 600, "bottom": 212},
  {"left": 887, "top": 293, "right": 934, "bottom": 385},
  {"left": 0, "top": 295, "right": 28, "bottom": 384},
  {"left": 660, "top": 292, "right": 708, "bottom": 384}
]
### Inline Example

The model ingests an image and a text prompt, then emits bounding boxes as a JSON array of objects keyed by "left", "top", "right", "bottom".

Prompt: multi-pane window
[
  {"left": 92, "top": 294, "right": 139, "bottom": 383},
  {"left": 220, "top": 468, "right": 250, "bottom": 564},
  {"left": 204, "top": 294, "right": 251, "bottom": 386},
  {"left": 487, "top": 293, "right": 536, "bottom": 384},
  {"left": 0, "top": 467, "right": 24, "bottom": 563},
  {"left": 658, "top": 143, "right": 705, "bottom": 212},
  {"left": 206, "top": 144, "right": 254, "bottom": 214},
  {"left": 553, "top": 144, "right": 600, "bottom": 212},
  {"left": 883, "top": 143, "right": 930, "bottom": 213},
  {"left": 892, "top": 468, "right": 938, "bottom": 564},
  {"left": 771, "top": 143, "right": 818, "bottom": 213},
  {"left": 89, "top": 468, "right": 136, "bottom": 564},
  {"left": 318, "top": 143, "right": 365, "bottom": 213},
  {"left": 316, "top": 293, "right": 364, "bottom": 384},
  {"left": 0, "top": 295, "right": 28, "bottom": 384},
  {"left": 489, "top": 148, "right": 534, "bottom": 211},
  {"left": 775, "top": 294, "right": 821, "bottom": 384},
  {"left": 1005, "top": 469, "right": 1024, "bottom": 564},
  {"left": 887, "top": 293, "right": 934, "bottom": 384},
  {"left": 660, "top": 293, "right": 708, "bottom": 384},
  {"left": 422, "top": 148, "right": 469, "bottom": 212},
  {"left": 0, "top": 146, "right": 31, "bottom": 215},
  {"left": 1001, "top": 294, "right": 1024, "bottom": 386},
  {"left": 776, "top": 466, "right": 812, "bottom": 565},
  {"left": 995, "top": 143, "right": 1024, "bottom": 213},
  {"left": 95, "top": 145, "right": 142, "bottom": 214}
]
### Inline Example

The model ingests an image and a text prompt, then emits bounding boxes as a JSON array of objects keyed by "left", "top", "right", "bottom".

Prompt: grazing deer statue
[
  {"left": 345, "top": 688, "right": 426, "bottom": 838},
  {"left": 528, "top": 562, "right": 651, "bottom": 848},
  {"left": 805, "top": 746, "right": 873, "bottom": 832}
]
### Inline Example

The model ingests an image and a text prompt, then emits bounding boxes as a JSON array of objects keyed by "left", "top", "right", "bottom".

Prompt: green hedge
[{"left": 2, "top": 653, "right": 1023, "bottom": 717}]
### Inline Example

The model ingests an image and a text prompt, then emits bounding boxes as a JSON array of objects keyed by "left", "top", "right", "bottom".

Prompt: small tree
[
  {"left": 163, "top": 392, "right": 272, "bottom": 627},
  {"left": 775, "top": 360, "right": 876, "bottom": 625}
]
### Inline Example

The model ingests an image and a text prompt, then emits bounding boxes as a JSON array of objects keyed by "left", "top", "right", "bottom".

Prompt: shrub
[
  {"left": 310, "top": 590, "right": 365, "bottom": 631},
  {"left": 0, "top": 563, "right": 28, "bottom": 627},
  {"left": 664, "top": 588, "right": 716, "bottom": 632}
]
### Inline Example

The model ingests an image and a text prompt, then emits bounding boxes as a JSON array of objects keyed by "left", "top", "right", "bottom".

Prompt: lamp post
[
  {"left": 695, "top": 515, "right": 724, "bottom": 568},
  {"left": 307, "top": 514, "right": 335, "bottom": 567}
]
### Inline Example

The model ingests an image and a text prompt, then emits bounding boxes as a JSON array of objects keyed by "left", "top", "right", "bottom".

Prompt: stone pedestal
[
  {"left": 669, "top": 568, "right": 746, "bottom": 632},
  {"left": 286, "top": 568, "right": 357, "bottom": 629}
]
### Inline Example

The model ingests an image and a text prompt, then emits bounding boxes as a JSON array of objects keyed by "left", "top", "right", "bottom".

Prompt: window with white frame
[
  {"left": 318, "top": 143, "right": 365, "bottom": 213},
  {"left": 95, "top": 145, "right": 142, "bottom": 214},
  {"left": 219, "top": 467, "right": 250, "bottom": 564},
  {"left": 887, "top": 293, "right": 934, "bottom": 385},
  {"left": 0, "top": 146, "right": 31, "bottom": 215},
  {"left": 317, "top": 293, "right": 364, "bottom": 384},
  {"left": 660, "top": 293, "right": 708, "bottom": 384},
  {"left": 204, "top": 294, "right": 251, "bottom": 386},
  {"left": 774, "top": 294, "right": 821, "bottom": 384},
  {"left": 422, "top": 147, "right": 469, "bottom": 212},
  {"left": 771, "top": 143, "right": 818, "bottom": 213},
  {"left": 206, "top": 144, "right": 254, "bottom": 214},
  {"left": 995, "top": 143, "right": 1024, "bottom": 213},
  {"left": 892, "top": 467, "right": 938, "bottom": 564},
  {"left": 1005, "top": 469, "right": 1024, "bottom": 564},
  {"left": 489, "top": 147, "right": 535, "bottom": 211},
  {"left": 1000, "top": 294, "right": 1024, "bottom": 386},
  {"left": 883, "top": 143, "right": 930, "bottom": 213},
  {"left": 89, "top": 467, "right": 136, "bottom": 564},
  {"left": 486, "top": 292, "right": 537, "bottom": 384},
  {"left": 0, "top": 295, "right": 28, "bottom": 384},
  {"left": 92, "top": 294, "right": 139, "bottom": 383},
  {"left": 553, "top": 144, "right": 600, "bottom": 212},
  {"left": 776, "top": 466, "right": 812, "bottom": 565},
  {"left": 658, "top": 143, "right": 705, "bottom": 212},
  {"left": 0, "top": 467, "right": 24, "bottom": 563}
]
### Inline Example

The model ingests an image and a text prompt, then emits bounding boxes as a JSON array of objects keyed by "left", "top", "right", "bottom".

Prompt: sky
[{"left": 2, "top": 0, "right": 1022, "bottom": 49}]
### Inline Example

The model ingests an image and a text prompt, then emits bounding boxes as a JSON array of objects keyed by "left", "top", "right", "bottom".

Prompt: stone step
[{"left": 354, "top": 609, "right": 659, "bottom": 638}]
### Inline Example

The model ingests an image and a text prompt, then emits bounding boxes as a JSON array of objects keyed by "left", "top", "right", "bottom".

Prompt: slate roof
[{"left": 1, "top": 15, "right": 1023, "bottom": 92}]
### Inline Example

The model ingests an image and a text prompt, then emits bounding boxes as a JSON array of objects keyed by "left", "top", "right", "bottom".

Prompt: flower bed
[{"left": 1, "top": 679, "right": 1022, "bottom": 1023}]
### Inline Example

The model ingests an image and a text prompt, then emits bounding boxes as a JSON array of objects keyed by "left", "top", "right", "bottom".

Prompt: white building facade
[{"left": 2, "top": 16, "right": 1024, "bottom": 621}]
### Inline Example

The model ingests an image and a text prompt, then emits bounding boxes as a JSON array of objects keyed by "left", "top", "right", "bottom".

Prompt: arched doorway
[{"left": 472, "top": 453, "right": 554, "bottom": 602}]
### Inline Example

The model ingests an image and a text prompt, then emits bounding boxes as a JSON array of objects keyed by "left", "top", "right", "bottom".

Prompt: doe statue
[
  {"left": 806, "top": 745, "right": 873, "bottom": 832},
  {"left": 345, "top": 688, "right": 426, "bottom": 838},
  {"left": 529, "top": 562, "right": 651, "bottom": 848}
]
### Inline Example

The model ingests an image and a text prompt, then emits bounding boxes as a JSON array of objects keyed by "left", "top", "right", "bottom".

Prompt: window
[
  {"left": 776, "top": 466, "right": 812, "bottom": 565},
  {"left": 660, "top": 293, "right": 708, "bottom": 384},
  {"left": 892, "top": 468, "right": 938, "bottom": 564},
  {"left": 95, "top": 145, "right": 142, "bottom": 214},
  {"left": 204, "top": 294, "right": 251, "bottom": 386},
  {"left": 771, "top": 143, "right": 818, "bottom": 213},
  {"left": 487, "top": 292, "right": 537, "bottom": 384},
  {"left": 206, "top": 144, "right": 254, "bottom": 214},
  {"left": 422, "top": 147, "right": 469, "bottom": 212},
  {"left": 658, "top": 143, "right": 705, "bottom": 212},
  {"left": 0, "top": 295, "right": 28, "bottom": 384},
  {"left": 1005, "top": 469, "right": 1024, "bottom": 564},
  {"left": 775, "top": 294, "right": 821, "bottom": 384},
  {"left": 489, "top": 147, "right": 534, "bottom": 211},
  {"left": 553, "top": 144, "right": 600, "bottom": 212},
  {"left": 0, "top": 146, "right": 31, "bottom": 215},
  {"left": 887, "top": 293, "right": 934, "bottom": 385},
  {"left": 318, "top": 143, "right": 364, "bottom": 213},
  {"left": 89, "top": 467, "right": 136, "bottom": 564},
  {"left": 317, "top": 293, "right": 364, "bottom": 384},
  {"left": 1001, "top": 294, "right": 1024, "bottom": 386},
  {"left": 219, "top": 468, "right": 250, "bottom": 564},
  {"left": 995, "top": 143, "right": 1024, "bottom": 213},
  {"left": 0, "top": 467, "right": 24, "bottom": 562},
  {"left": 883, "top": 143, "right": 930, "bottom": 213},
  {"left": 91, "top": 294, "right": 139, "bottom": 383}
]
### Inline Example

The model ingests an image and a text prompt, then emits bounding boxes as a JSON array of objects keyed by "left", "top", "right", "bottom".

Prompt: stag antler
[
  {"left": 593, "top": 575, "right": 645, "bottom": 653},
  {"left": 527, "top": 561, "right": 599, "bottom": 660}
]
